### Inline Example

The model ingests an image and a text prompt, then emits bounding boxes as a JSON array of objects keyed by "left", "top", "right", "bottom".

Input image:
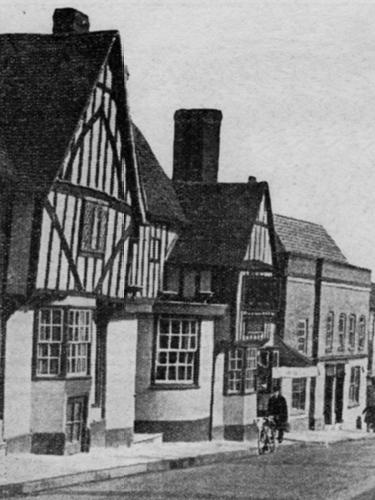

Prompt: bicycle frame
[{"left": 254, "top": 416, "right": 276, "bottom": 455}]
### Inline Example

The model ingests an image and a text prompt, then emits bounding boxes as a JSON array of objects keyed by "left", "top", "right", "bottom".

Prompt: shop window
[
  {"left": 296, "top": 319, "right": 308, "bottom": 353},
  {"left": 358, "top": 316, "right": 366, "bottom": 351},
  {"left": 349, "top": 314, "right": 356, "bottom": 350},
  {"left": 338, "top": 314, "right": 346, "bottom": 351},
  {"left": 227, "top": 347, "right": 257, "bottom": 395},
  {"left": 35, "top": 308, "right": 92, "bottom": 378},
  {"left": 349, "top": 366, "right": 360, "bottom": 406},
  {"left": 153, "top": 317, "right": 199, "bottom": 385},
  {"left": 80, "top": 199, "right": 108, "bottom": 256},
  {"left": 292, "top": 378, "right": 306, "bottom": 411},
  {"left": 325, "top": 312, "right": 334, "bottom": 353}
]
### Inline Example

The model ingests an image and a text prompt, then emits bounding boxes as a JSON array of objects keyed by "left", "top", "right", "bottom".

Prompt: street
[{"left": 13, "top": 439, "right": 375, "bottom": 500}]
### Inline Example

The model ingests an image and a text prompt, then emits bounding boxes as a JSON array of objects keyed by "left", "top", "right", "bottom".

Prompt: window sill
[
  {"left": 150, "top": 383, "right": 200, "bottom": 391},
  {"left": 33, "top": 375, "right": 92, "bottom": 382},
  {"left": 348, "top": 402, "right": 360, "bottom": 409}
]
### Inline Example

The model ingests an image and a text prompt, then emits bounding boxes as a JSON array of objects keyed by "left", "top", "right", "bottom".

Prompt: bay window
[{"left": 35, "top": 307, "right": 92, "bottom": 378}]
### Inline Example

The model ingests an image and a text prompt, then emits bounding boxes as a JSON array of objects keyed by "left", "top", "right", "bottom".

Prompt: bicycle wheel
[
  {"left": 257, "top": 430, "right": 266, "bottom": 455},
  {"left": 269, "top": 428, "right": 276, "bottom": 453}
]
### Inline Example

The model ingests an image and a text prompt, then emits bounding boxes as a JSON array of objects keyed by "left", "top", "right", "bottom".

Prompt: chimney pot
[
  {"left": 53, "top": 8, "right": 90, "bottom": 34},
  {"left": 248, "top": 176, "right": 257, "bottom": 183},
  {"left": 172, "top": 109, "right": 222, "bottom": 184}
]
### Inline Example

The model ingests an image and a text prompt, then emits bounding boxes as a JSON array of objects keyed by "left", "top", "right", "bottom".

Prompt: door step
[{"left": 132, "top": 433, "right": 163, "bottom": 446}]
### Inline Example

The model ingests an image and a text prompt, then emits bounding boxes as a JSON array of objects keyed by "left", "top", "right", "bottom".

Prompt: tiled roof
[
  {"left": 133, "top": 125, "right": 186, "bottom": 226},
  {"left": 274, "top": 214, "right": 347, "bottom": 263},
  {"left": 0, "top": 31, "right": 118, "bottom": 194},
  {"left": 170, "top": 181, "right": 268, "bottom": 266},
  {"left": 263, "top": 333, "right": 313, "bottom": 368}
]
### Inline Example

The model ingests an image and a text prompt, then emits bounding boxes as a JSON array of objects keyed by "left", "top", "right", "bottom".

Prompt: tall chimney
[
  {"left": 53, "top": 8, "right": 90, "bottom": 34},
  {"left": 173, "top": 109, "right": 222, "bottom": 183}
]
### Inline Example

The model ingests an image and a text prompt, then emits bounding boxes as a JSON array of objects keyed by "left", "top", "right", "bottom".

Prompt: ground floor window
[
  {"left": 292, "top": 377, "right": 306, "bottom": 411},
  {"left": 35, "top": 307, "right": 93, "bottom": 378},
  {"left": 153, "top": 317, "right": 199, "bottom": 385},
  {"left": 226, "top": 346, "right": 257, "bottom": 394},
  {"left": 349, "top": 366, "right": 360, "bottom": 405}
]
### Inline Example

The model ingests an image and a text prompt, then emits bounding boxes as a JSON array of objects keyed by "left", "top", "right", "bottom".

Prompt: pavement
[{"left": 0, "top": 429, "right": 374, "bottom": 498}]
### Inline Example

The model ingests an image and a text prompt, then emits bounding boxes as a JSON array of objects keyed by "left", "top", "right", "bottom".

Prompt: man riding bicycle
[{"left": 267, "top": 384, "right": 288, "bottom": 443}]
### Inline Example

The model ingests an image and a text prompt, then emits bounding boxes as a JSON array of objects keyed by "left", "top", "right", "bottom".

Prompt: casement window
[
  {"left": 242, "top": 313, "right": 275, "bottom": 341},
  {"left": 325, "top": 312, "right": 334, "bottom": 353},
  {"left": 37, "top": 308, "right": 63, "bottom": 376},
  {"left": 67, "top": 310, "right": 92, "bottom": 375},
  {"left": 227, "top": 347, "right": 257, "bottom": 394},
  {"left": 150, "top": 237, "right": 161, "bottom": 262},
  {"left": 358, "top": 316, "right": 366, "bottom": 351},
  {"left": 349, "top": 314, "right": 356, "bottom": 350},
  {"left": 296, "top": 319, "right": 308, "bottom": 353},
  {"left": 349, "top": 366, "right": 360, "bottom": 405},
  {"left": 292, "top": 378, "right": 306, "bottom": 411},
  {"left": 200, "top": 270, "right": 212, "bottom": 293},
  {"left": 153, "top": 317, "right": 199, "bottom": 385},
  {"left": 35, "top": 308, "right": 92, "bottom": 378},
  {"left": 80, "top": 199, "right": 108, "bottom": 256},
  {"left": 338, "top": 314, "right": 346, "bottom": 351},
  {"left": 163, "top": 265, "right": 180, "bottom": 294}
]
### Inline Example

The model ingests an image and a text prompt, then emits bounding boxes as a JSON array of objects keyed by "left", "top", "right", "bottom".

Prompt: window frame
[
  {"left": 349, "top": 314, "right": 356, "bottom": 350},
  {"left": 292, "top": 377, "right": 307, "bottom": 412},
  {"left": 338, "top": 313, "right": 346, "bottom": 352},
  {"left": 226, "top": 346, "right": 257, "bottom": 395},
  {"left": 152, "top": 316, "right": 200, "bottom": 387},
  {"left": 34, "top": 307, "right": 93, "bottom": 380},
  {"left": 348, "top": 366, "right": 360, "bottom": 406},
  {"left": 79, "top": 198, "right": 109, "bottom": 258},
  {"left": 296, "top": 318, "right": 308, "bottom": 354},
  {"left": 325, "top": 311, "right": 334, "bottom": 353},
  {"left": 358, "top": 315, "right": 366, "bottom": 351}
]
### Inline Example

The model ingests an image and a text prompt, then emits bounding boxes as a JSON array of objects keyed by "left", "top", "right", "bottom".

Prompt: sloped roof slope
[
  {"left": 274, "top": 214, "right": 347, "bottom": 263},
  {"left": 0, "top": 31, "right": 118, "bottom": 194},
  {"left": 263, "top": 333, "right": 313, "bottom": 368},
  {"left": 170, "top": 181, "right": 268, "bottom": 266},
  {"left": 133, "top": 125, "right": 186, "bottom": 226}
]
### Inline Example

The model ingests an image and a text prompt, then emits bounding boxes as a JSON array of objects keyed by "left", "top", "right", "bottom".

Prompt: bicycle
[{"left": 255, "top": 416, "right": 276, "bottom": 455}]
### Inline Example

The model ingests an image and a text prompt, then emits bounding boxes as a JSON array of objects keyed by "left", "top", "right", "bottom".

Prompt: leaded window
[{"left": 292, "top": 378, "right": 306, "bottom": 411}]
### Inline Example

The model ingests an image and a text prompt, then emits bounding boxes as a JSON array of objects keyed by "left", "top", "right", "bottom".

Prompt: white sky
[{"left": 2, "top": 0, "right": 375, "bottom": 274}]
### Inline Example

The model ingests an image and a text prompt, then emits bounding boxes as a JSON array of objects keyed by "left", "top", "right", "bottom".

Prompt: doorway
[
  {"left": 324, "top": 364, "right": 345, "bottom": 426},
  {"left": 66, "top": 396, "right": 88, "bottom": 453}
]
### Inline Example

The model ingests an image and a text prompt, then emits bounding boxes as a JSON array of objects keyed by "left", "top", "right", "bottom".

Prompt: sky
[{"left": 2, "top": 0, "right": 375, "bottom": 273}]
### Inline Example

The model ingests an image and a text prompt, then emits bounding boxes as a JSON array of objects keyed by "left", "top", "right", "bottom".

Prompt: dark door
[
  {"left": 324, "top": 372, "right": 334, "bottom": 425},
  {"left": 66, "top": 396, "right": 88, "bottom": 453},
  {"left": 334, "top": 364, "right": 345, "bottom": 424}
]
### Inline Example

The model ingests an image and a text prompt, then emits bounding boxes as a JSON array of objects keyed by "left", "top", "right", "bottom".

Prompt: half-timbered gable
[
  {"left": 1, "top": 29, "right": 145, "bottom": 302},
  {"left": 127, "top": 125, "right": 185, "bottom": 298}
]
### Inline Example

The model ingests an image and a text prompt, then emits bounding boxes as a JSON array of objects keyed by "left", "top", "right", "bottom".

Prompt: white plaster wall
[
  {"left": 223, "top": 395, "right": 244, "bottom": 425},
  {"left": 31, "top": 381, "right": 65, "bottom": 432},
  {"left": 4, "top": 310, "right": 33, "bottom": 439},
  {"left": 106, "top": 318, "right": 138, "bottom": 430},
  {"left": 135, "top": 319, "right": 214, "bottom": 421},
  {"left": 212, "top": 352, "right": 224, "bottom": 429},
  {"left": 243, "top": 393, "right": 258, "bottom": 424}
]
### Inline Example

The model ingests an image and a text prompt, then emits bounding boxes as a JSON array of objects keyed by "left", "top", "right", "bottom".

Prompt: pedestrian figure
[
  {"left": 362, "top": 405, "right": 375, "bottom": 432},
  {"left": 267, "top": 384, "right": 288, "bottom": 443}
]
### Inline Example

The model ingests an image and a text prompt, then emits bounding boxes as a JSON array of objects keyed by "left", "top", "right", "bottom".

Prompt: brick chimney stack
[
  {"left": 172, "top": 109, "right": 222, "bottom": 183},
  {"left": 53, "top": 8, "right": 90, "bottom": 34}
]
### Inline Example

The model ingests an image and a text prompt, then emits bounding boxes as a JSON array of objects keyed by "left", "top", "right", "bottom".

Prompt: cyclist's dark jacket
[{"left": 267, "top": 394, "right": 288, "bottom": 424}]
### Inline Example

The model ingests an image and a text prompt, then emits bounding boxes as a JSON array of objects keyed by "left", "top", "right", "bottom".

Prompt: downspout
[
  {"left": 312, "top": 258, "right": 323, "bottom": 362},
  {"left": 208, "top": 342, "right": 218, "bottom": 441}
]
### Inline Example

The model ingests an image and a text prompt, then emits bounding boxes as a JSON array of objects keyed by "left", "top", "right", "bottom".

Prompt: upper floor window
[
  {"left": 325, "top": 312, "right": 334, "bottom": 353},
  {"left": 153, "top": 317, "right": 199, "bottom": 385},
  {"left": 349, "top": 314, "right": 356, "bottom": 350},
  {"left": 241, "top": 274, "right": 278, "bottom": 311},
  {"left": 338, "top": 314, "right": 346, "bottom": 352},
  {"left": 80, "top": 200, "right": 108, "bottom": 256},
  {"left": 296, "top": 319, "right": 308, "bottom": 354},
  {"left": 242, "top": 313, "right": 275, "bottom": 341},
  {"left": 150, "top": 237, "right": 161, "bottom": 262},
  {"left": 358, "top": 316, "right": 366, "bottom": 351},
  {"left": 36, "top": 308, "right": 92, "bottom": 378},
  {"left": 226, "top": 347, "right": 257, "bottom": 395}
]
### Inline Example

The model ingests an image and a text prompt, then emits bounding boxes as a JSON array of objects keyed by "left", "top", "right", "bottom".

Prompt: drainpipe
[
  {"left": 312, "top": 258, "right": 323, "bottom": 362},
  {"left": 208, "top": 343, "right": 218, "bottom": 441}
]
